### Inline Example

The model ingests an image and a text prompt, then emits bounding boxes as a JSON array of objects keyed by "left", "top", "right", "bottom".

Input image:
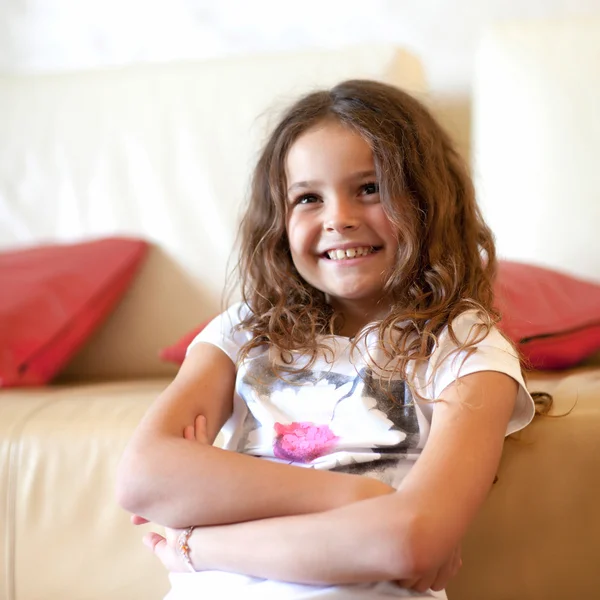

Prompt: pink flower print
[{"left": 273, "top": 422, "right": 339, "bottom": 463}]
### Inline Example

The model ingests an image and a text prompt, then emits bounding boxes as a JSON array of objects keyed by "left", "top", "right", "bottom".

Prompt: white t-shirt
[{"left": 167, "top": 303, "right": 535, "bottom": 600}]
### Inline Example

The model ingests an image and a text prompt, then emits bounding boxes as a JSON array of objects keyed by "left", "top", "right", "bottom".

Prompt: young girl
[{"left": 117, "top": 79, "right": 535, "bottom": 599}]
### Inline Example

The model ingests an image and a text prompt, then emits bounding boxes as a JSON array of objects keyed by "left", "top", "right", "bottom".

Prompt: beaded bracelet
[{"left": 177, "top": 526, "right": 197, "bottom": 572}]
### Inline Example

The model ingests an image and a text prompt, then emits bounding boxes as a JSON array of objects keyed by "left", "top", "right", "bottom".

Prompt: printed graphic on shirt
[
  {"left": 273, "top": 421, "right": 339, "bottom": 463},
  {"left": 232, "top": 354, "right": 421, "bottom": 487}
]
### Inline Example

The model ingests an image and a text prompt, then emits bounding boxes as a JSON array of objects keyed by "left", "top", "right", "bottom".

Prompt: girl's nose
[{"left": 324, "top": 196, "right": 360, "bottom": 232}]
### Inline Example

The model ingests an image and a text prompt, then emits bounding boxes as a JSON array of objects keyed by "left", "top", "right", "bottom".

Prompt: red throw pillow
[
  {"left": 0, "top": 237, "right": 148, "bottom": 387},
  {"left": 495, "top": 261, "right": 600, "bottom": 370},
  {"left": 161, "top": 261, "right": 600, "bottom": 371},
  {"left": 159, "top": 319, "right": 214, "bottom": 364}
]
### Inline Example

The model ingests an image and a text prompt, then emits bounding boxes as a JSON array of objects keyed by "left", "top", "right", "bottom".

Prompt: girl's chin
[{"left": 322, "top": 288, "right": 387, "bottom": 307}]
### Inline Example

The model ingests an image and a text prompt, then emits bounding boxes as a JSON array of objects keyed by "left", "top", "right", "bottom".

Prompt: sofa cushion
[
  {"left": 160, "top": 261, "right": 600, "bottom": 371},
  {"left": 0, "top": 237, "right": 148, "bottom": 386},
  {"left": 495, "top": 260, "right": 600, "bottom": 370},
  {"left": 159, "top": 318, "right": 213, "bottom": 364}
]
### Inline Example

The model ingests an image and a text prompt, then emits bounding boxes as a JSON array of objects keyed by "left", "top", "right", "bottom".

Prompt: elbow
[
  {"left": 382, "top": 513, "right": 440, "bottom": 581},
  {"left": 115, "top": 446, "right": 153, "bottom": 516},
  {"left": 115, "top": 438, "right": 217, "bottom": 527}
]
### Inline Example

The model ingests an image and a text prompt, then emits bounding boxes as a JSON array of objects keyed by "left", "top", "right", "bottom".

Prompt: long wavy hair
[{"left": 233, "top": 79, "right": 499, "bottom": 393}]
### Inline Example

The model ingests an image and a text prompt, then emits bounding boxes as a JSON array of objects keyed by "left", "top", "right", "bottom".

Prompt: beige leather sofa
[
  {"left": 2, "top": 362, "right": 600, "bottom": 600},
  {"left": 2, "top": 22, "right": 600, "bottom": 600}
]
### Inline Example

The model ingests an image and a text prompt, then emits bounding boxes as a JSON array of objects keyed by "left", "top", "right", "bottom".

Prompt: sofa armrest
[
  {"left": 0, "top": 380, "right": 170, "bottom": 600},
  {"left": 448, "top": 367, "right": 600, "bottom": 599}
]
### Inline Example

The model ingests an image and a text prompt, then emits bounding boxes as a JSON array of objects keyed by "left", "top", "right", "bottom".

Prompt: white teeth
[{"left": 327, "top": 246, "right": 374, "bottom": 260}]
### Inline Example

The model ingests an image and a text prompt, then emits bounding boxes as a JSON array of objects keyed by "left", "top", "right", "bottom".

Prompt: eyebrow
[{"left": 287, "top": 170, "right": 377, "bottom": 193}]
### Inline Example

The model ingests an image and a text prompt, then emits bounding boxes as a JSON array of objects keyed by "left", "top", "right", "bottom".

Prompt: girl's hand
[
  {"left": 183, "top": 414, "right": 209, "bottom": 444},
  {"left": 142, "top": 527, "right": 193, "bottom": 573},
  {"left": 396, "top": 544, "right": 462, "bottom": 593},
  {"left": 131, "top": 514, "right": 150, "bottom": 525},
  {"left": 130, "top": 516, "right": 193, "bottom": 572}
]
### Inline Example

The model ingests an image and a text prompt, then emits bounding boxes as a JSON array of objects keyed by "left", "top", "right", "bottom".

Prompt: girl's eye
[
  {"left": 295, "top": 194, "right": 320, "bottom": 205},
  {"left": 361, "top": 182, "right": 380, "bottom": 196}
]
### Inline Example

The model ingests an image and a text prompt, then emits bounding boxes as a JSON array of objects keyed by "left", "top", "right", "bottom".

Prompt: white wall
[
  {"left": 3, "top": 0, "right": 598, "bottom": 160},
  {"left": 2, "top": 0, "right": 599, "bottom": 94},
  {"left": 472, "top": 18, "right": 600, "bottom": 282}
]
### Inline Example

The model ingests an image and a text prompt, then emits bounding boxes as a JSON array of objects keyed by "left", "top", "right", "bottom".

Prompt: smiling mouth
[{"left": 324, "top": 246, "right": 381, "bottom": 260}]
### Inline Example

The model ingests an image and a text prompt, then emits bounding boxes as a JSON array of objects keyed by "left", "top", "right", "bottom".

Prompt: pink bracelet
[{"left": 177, "top": 526, "right": 197, "bottom": 572}]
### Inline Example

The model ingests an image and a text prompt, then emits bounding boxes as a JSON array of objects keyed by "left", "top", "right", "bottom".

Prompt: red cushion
[
  {"left": 159, "top": 319, "right": 213, "bottom": 364},
  {"left": 160, "top": 261, "right": 600, "bottom": 371},
  {"left": 0, "top": 237, "right": 148, "bottom": 387},
  {"left": 495, "top": 261, "right": 600, "bottom": 370}
]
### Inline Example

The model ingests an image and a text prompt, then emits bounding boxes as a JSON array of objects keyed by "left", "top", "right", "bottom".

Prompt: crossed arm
[
  {"left": 116, "top": 342, "right": 517, "bottom": 586},
  {"left": 116, "top": 343, "right": 395, "bottom": 528}
]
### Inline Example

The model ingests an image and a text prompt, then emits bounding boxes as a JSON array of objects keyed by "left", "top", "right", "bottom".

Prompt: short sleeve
[
  {"left": 414, "top": 310, "right": 535, "bottom": 436},
  {"left": 186, "top": 302, "right": 252, "bottom": 366}
]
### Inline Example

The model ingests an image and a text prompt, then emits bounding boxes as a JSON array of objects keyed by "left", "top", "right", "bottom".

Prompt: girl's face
[{"left": 285, "top": 120, "right": 399, "bottom": 322}]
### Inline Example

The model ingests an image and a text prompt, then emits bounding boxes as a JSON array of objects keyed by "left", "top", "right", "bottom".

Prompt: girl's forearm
[
  {"left": 119, "top": 438, "right": 394, "bottom": 528},
  {"left": 188, "top": 491, "right": 416, "bottom": 585}
]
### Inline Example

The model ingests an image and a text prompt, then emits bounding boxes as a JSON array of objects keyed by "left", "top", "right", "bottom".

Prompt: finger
[
  {"left": 395, "top": 578, "right": 417, "bottom": 590},
  {"left": 431, "top": 549, "right": 461, "bottom": 592},
  {"left": 431, "top": 564, "right": 452, "bottom": 592},
  {"left": 448, "top": 544, "right": 462, "bottom": 577},
  {"left": 454, "top": 546, "right": 463, "bottom": 573},
  {"left": 454, "top": 551, "right": 463, "bottom": 576},
  {"left": 164, "top": 527, "right": 185, "bottom": 544},
  {"left": 411, "top": 571, "right": 436, "bottom": 594},
  {"left": 143, "top": 532, "right": 166, "bottom": 551},
  {"left": 143, "top": 533, "right": 187, "bottom": 572},
  {"left": 183, "top": 424, "right": 196, "bottom": 441},
  {"left": 397, "top": 571, "right": 436, "bottom": 594},
  {"left": 131, "top": 514, "right": 149, "bottom": 525},
  {"left": 194, "top": 415, "right": 209, "bottom": 444}
]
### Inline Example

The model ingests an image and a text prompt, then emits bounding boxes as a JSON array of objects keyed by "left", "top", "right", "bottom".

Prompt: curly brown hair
[{"left": 233, "top": 79, "right": 499, "bottom": 391}]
